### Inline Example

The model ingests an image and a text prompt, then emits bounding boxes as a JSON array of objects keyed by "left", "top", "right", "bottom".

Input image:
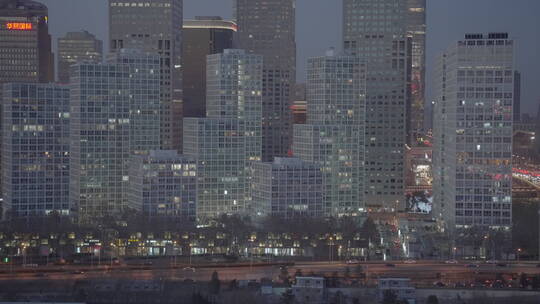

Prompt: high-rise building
[
  {"left": 343, "top": 0, "right": 409, "bottom": 210},
  {"left": 234, "top": 0, "right": 296, "bottom": 161},
  {"left": 406, "top": 0, "right": 426, "bottom": 141},
  {"left": 183, "top": 118, "right": 248, "bottom": 220},
  {"left": 206, "top": 49, "right": 263, "bottom": 161},
  {"left": 183, "top": 49, "right": 263, "bottom": 221},
  {"left": 250, "top": 157, "right": 324, "bottom": 219},
  {"left": 433, "top": 33, "right": 514, "bottom": 231},
  {"left": 513, "top": 71, "right": 521, "bottom": 122},
  {"left": 57, "top": 30, "right": 102, "bottom": 83},
  {"left": 70, "top": 49, "right": 161, "bottom": 222},
  {"left": 183, "top": 16, "right": 236, "bottom": 118},
  {"left": 109, "top": 0, "right": 183, "bottom": 152},
  {"left": 2, "top": 83, "right": 70, "bottom": 218},
  {"left": 0, "top": 0, "right": 54, "bottom": 90},
  {"left": 0, "top": 0, "right": 54, "bottom": 199},
  {"left": 293, "top": 52, "right": 366, "bottom": 216},
  {"left": 129, "top": 150, "right": 197, "bottom": 221}
]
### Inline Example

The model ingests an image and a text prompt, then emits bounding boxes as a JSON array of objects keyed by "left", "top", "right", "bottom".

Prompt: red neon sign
[{"left": 6, "top": 22, "right": 33, "bottom": 30}]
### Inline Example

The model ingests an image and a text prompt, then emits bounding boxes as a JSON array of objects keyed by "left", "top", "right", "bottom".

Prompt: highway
[{"left": 1, "top": 261, "right": 539, "bottom": 285}]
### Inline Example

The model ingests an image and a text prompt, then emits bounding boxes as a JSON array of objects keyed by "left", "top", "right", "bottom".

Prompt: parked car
[
  {"left": 346, "top": 259, "right": 360, "bottom": 264},
  {"left": 445, "top": 259, "right": 458, "bottom": 264}
]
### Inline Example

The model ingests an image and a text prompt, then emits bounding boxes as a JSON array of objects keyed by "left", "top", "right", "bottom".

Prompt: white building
[
  {"left": 109, "top": 0, "right": 183, "bottom": 152},
  {"left": 292, "top": 52, "right": 366, "bottom": 216},
  {"left": 183, "top": 118, "right": 247, "bottom": 220},
  {"left": 250, "top": 157, "right": 324, "bottom": 219},
  {"left": 70, "top": 49, "right": 161, "bottom": 222},
  {"left": 183, "top": 49, "right": 262, "bottom": 221},
  {"left": 129, "top": 150, "right": 196, "bottom": 221},
  {"left": 2, "top": 83, "right": 70, "bottom": 218},
  {"left": 433, "top": 33, "right": 514, "bottom": 231}
]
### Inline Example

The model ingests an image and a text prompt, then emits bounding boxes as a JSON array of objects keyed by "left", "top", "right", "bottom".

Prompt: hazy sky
[{"left": 40, "top": 0, "right": 540, "bottom": 114}]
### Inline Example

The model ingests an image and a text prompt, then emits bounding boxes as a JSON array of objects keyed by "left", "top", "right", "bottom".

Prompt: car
[
  {"left": 182, "top": 267, "right": 196, "bottom": 272},
  {"left": 536, "top": 264, "right": 540, "bottom": 268},
  {"left": 466, "top": 264, "right": 479, "bottom": 268},
  {"left": 403, "top": 259, "right": 417, "bottom": 264},
  {"left": 143, "top": 261, "right": 153, "bottom": 266},
  {"left": 71, "top": 270, "right": 84, "bottom": 275},
  {"left": 385, "top": 263, "right": 396, "bottom": 267},
  {"left": 496, "top": 263, "right": 507, "bottom": 267},
  {"left": 445, "top": 259, "right": 458, "bottom": 264},
  {"left": 346, "top": 259, "right": 360, "bottom": 264},
  {"left": 485, "top": 260, "right": 498, "bottom": 264},
  {"left": 34, "top": 273, "right": 48, "bottom": 277},
  {"left": 433, "top": 281, "right": 446, "bottom": 287}
]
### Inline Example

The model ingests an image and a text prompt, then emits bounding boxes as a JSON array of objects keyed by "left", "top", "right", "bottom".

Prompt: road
[{"left": 1, "top": 261, "right": 539, "bottom": 285}]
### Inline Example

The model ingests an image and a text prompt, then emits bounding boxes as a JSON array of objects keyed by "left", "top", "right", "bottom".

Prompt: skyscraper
[
  {"left": 206, "top": 49, "right": 263, "bottom": 162},
  {"left": 343, "top": 0, "right": 409, "bottom": 210},
  {"left": 183, "top": 16, "right": 236, "bottom": 118},
  {"left": 0, "top": 0, "right": 54, "bottom": 201},
  {"left": 109, "top": 0, "right": 183, "bottom": 152},
  {"left": 234, "top": 0, "right": 296, "bottom": 161},
  {"left": 70, "top": 49, "right": 161, "bottom": 222},
  {"left": 433, "top": 33, "right": 514, "bottom": 231},
  {"left": 184, "top": 49, "right": 262, "bottom": 221},
  {"left": 293, "top": 51, "right": 366, "bottom": 216},
  {"left": 2, "top": 83, "right": 70, "bottom": 219},
  {"left": 0, "top": 0, "right": 54, "bottom": 90},
  {"left": 57, "top": 30, "right": 102, "bottom": 83},
  {"left": 406, "top": 0, "right": 426, "bottom": 140}
]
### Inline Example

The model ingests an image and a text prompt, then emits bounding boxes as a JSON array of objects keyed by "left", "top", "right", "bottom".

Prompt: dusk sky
[{"left": 40, "top": 0, "right": 540, "bottom": 114}]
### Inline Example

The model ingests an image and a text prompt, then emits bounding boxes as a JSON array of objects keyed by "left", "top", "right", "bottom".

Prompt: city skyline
[{"left": 38, "top": 0, "right": 540, "bottom": 115}]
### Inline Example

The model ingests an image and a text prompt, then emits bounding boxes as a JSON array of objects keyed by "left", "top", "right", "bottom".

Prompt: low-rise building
[
  {"left": 292, "top": 277, "right": 327, "bottom": 304},
  {"left": 378, "top": 278, "right": 416, "bottom": 304}
]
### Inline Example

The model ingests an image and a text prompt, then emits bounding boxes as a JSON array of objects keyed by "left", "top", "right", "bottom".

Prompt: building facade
[
  {"left": 129, "top": 150, "right": 196, "bottom": 221},
  {"left": 343, "top": 0, "right": 409, "bottom": 210},
  {"left": 433, "top": 33, "right": 514, "bottom": 231},
  {"left": 250, "top": 157, "right": 324, "bottom": 219},
  {"left": 70, "top": 49, "right": 161, "bottom": 222},
  {"left": 109, "top": 0, "right": 183, "bottom": 152},
  {"left": 233, "top": 0, "right": 296, "bottom": 161},
  {"left": 513, "top": 71, "right": 521, "bottom": 122},
  {"left": 293, "top": 52, "right": 366, "bottom": 216},
  {"left": 182, "top": 49, "right": 263, "bottom": 221},
  {"left": 183, "top": 118, "right": 247, "bottom": 220},
  {"left": 182, "top": 17, "right": 236, "bottom": 118},
  {"left": 206, "top": 49, "right": 263, "bottom": 161},
  {"left": 0, "top": 0, "right": 54, "bottom": 90},
  {"left": 406, "top": 0, "right": 426, "bottom": 140},
  {"left": 2, "top": 83, "right": 70, "bottom": 218},
  {"left": 57, "top": 30, "right": 102, "bottom": 83}
]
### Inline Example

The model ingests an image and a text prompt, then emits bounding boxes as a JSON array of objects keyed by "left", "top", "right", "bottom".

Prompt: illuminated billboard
[{"left": 6, "top": 22, "right": 33, "bottom": 30}]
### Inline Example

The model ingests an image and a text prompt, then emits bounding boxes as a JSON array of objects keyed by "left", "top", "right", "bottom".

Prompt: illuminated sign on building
[{"left": 6, "top": 22, "right": 33, "bottom": 30}]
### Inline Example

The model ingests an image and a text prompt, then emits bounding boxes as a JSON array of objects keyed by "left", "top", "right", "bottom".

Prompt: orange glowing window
[{"left": 6, "top": 22, "right": 33, "bottom": 30}]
